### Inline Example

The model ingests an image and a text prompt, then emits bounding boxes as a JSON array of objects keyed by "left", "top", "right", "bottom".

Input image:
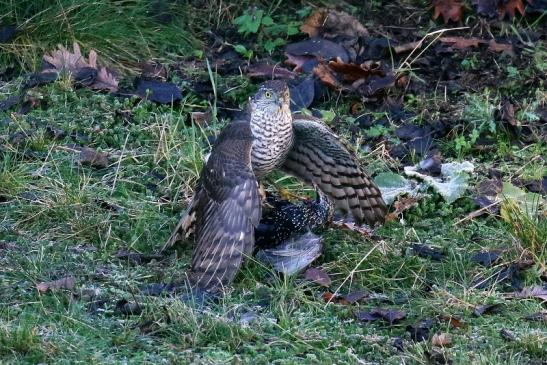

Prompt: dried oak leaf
[
  {"left": 498, "top": 0, "right": 527, "bottom": 19},
  {"left": 304, "top": 267, "right": 332, "bottom": 287},
  {"left": 42, "top": 42, "right": 118, "bottom": 92},
  {"left": 300, "top": 8, "right": 369, "bottom": 39},
  {"left": 357, "top": 308, "right": 407, "bottom": 324},
  {"left": 433, "top": 0, "right": 464, "bottom": 23},
  {"left": 432, "top": 332, "right": 452, "bottom": 347},
  {"left": 386, "top": 196, "right": 419, "bottom": 221},
  {"left": 439, "top": 36, "right": 483, "bottom": 49},
  {"left": 313, "top": 63, "right": 344, "bottom": 89},
  {"left": 80, "top": 147, "right": 109, "bottom": 168},
  {"left": 508, "top": 286, "right": 547, "bottom": 302},
  {"left": 247, "top": 63, "right": 295, "bottom": 80},
  {"left": 328, "top": 59, "right": 384, "bottom": 82},
  {"left": 36, "top": 276, "right": 75, "bottom": 293}
]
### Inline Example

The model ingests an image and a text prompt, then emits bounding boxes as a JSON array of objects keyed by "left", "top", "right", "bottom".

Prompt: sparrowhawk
[{"left": 163, "top": 80, "right": 387, "bottom": 293}]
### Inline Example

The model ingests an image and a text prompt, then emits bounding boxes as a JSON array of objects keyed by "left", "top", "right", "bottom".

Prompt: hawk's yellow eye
[{"left": 264, "top": 91, "right": 273, "bottom": 98}]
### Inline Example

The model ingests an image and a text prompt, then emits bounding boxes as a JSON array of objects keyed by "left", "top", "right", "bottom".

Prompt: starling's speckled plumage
[
  {"left": 255, "top": 188, "right": 334, "bottom": 249},
  {"left": 163, "top": 80, "right": 387, "bottom": 294}
]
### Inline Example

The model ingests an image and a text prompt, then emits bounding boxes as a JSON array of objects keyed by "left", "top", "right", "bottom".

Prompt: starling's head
[{"left": 250, "top": 80, "right": 290, "bottom": 116}]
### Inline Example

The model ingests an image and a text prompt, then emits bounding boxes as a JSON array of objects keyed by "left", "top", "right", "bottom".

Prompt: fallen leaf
[
  {"left": 286, "top": 39, "right": 350, "bottom": 63},
  {"left": 343, "top": 291, "right": 369, "bottom": 304},
  {"left": 478, "top": 178, "right": 503, "bottom": 196},
  {"left": 289, "top": 77, "right": 315, "bottom": 111},
  {"left": 418, "top": 151, "right": 443, "bottom": 176},
  {"left": 394, "top": 40, "right": 423, "bottom": 54},
  {"left": 115, "top": 250, "right": 163, "bottom": 264},
  {"left": 42, "top": 42, "right": 118, "bottom": 92},
  {"left": 433, "top": 0, "right": 464, "bottom": 23},
  {"left": 439, "top": 36, "right": 483, "bottom": 49},
  {"left": 135, "top": 78, "right": 182, "bottom": 104},
  {"left": 471, "top": 250, "right": 501, "bottom": 267},
  {"left": 407, "top": 319, "right": 434, "bottom": 342},
  {"left": 523, "top": 311, "right": 547, "bottom": 322},
  {"left": 304, "top": 267, "right": 332, "bottom": 287},
  {"left": 328, "top": 59, "right": 383, "bottom": 83},
  {"left": 300, "top": 9, "right": 369, "bottom": 39},
  {"left": 438, "top": 315, "right": 466, "bottom": 329},
  {"left": 313, "top": 63, "right": 344, "bottom": 89},
  {"left": 139, "top": 61, "right": 167, "bottom": 80},
  {"left": 475, "top": 0, "right": 499, "bottom": 18},
  {"left": 0, "top": 94, "right": 23, "bottom": 112},
  {"left": 115, "top": 299, "right": 142, "bottom": 315},
  {"left": 473, "top": 303, "right": 504, "bottom": 316},
  {"left": 488, "top": 40, "right": 515, "bottom": 56},
  {"left": 498, "top": 0, "right": 526, "bottom": 18},
  {"left": 322, "top": 291, "right": 351, "bottom": 305},
  {"left": 432, "top": 332, "right": 452, "bottom": 347},
  {"left": 356, "top": 308, "right": 407, "bottom": 324},
  {"left": 190, "top": 111, "right": 213, "bottom": 127},
  {"left": 80, "top": 147, "right": 109, "bottom": 168},
  {"left": 36, "top": 276, "right": 75, "bottom": 293},
  {"left": 392, "top": 337, "right": 405, "bottom": 352},
  {"left": 386, "top": 196, "right": 419, "bottom": 221},
  {"left": 247, "top": 63, "right": 295, "bottom": 79},
  {"left": 508, "top": 286, "right": 547, "bottom": 302},
  {"left": 499, "top": 328, "right": 517, "bottom": 341},
  {"left": 411, "top": 244, "right": 446, "bottom": 261},
  {"left": 284, "top": 53, "right": 318, "bottom": 73}
]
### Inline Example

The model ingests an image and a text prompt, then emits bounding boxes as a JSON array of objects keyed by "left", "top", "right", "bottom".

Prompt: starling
[
  {"left": 254, "top": 187, "right": 334, "bottom": 249},
  {"left": 163, "top": 80, "right": 387, "bottom": 294}
]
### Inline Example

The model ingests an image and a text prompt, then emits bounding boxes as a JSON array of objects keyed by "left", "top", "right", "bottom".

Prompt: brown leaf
[
  {"left": 300, "top": 9, "right": 325, "bottom": 38},
  {"left": 42, "top": 42, "right": 118, "bottom": 92},
  {"left": 36, "top": 276, "right": 75, "bottom": 293},
  {"left": 433, "top": 0, "right": 464, "bottom": 23},
  {"left": 499, "top": 328, "right": 518, "bottom": 341},
  {"left": 343, "top": 291, "right": 369, "bottom": 304},
  {"left": 386, "top": 197, "right": 419, "bottom": 221},
  {"left": 80, "top": 147, "right": 109, "bottom": 168},
  {"left": 284, "top": 53, "right": 318, "bottom": 73},
  {"left": 501, "top": 101, "right": 517, "bottom": 126},
  {"left": 300, "top": 8, "right": 368, "bottom": 39},
  {"left": 439, "top": 36, "right": 484, "bottom": 49},
  {"left": 432, "top": 332, "right": 452, "bottom": 347},
  {"left": 322, "top": 291, "right": 350, "bottom": 305},
  {"left": 523, "top": 311, "right": 547, "bottom": 322},
  {"left": 247, "top": 63, "right": 295, "bottom": 79},
  {"left": 328, "top": 59, "right": 383, "bottom": 82},
  {"left": 312, "top": 63, "right": 343, "bottom": 89},
  {"left": 356, "top": 308, "right": 407, "bottom": 324},
  {"left": 498, "top": 0, "right": 526, "bottom": 18},
  {"left": 473, "top": 303, "right": 504, "bottom": 316},
  {"left": 488, "top": 40, "right": 515, "bottom": 56},
  {"left": 304, "top": 267, "right": 331, "bottom": 287},
  {"left": 438, "top": 315, "right": 466, "bottom": 328},
  {"left": 394, "top": 40, "right": 424, "bottom": 54},
  {"left": 508, "top": 286, "right": 547, "bottom": 302},
  {"left": 190, "top": 111, "right": 213, "bottom": 127}
]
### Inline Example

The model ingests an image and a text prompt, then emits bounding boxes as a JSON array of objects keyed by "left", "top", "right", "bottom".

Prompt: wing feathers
[{"left": 283, "top": 116, "right": 387, "bottom": 225}]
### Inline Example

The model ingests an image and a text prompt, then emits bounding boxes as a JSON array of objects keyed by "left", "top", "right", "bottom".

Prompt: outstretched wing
[
  {"left": 282, "top": 114, "right": 387, "bottom": 226},
  {"left": 166, "top": 121, "right": 261, "bottom": 293}
]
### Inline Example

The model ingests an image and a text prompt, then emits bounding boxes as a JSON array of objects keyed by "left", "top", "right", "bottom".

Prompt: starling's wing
[
  {"left": 282, "top": 114, "right": 387, "bottom": 226},
  {"left": 167, "top": 121, "right": 261, "bottom": 292}
]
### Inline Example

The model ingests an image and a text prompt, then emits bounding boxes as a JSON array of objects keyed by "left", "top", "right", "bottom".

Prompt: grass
[
  {"left": 0, "top": 0, "right": 199, "bottom": 72},
  {"left": 1, "top": 1, "right": 546, "bottom": 364}
]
